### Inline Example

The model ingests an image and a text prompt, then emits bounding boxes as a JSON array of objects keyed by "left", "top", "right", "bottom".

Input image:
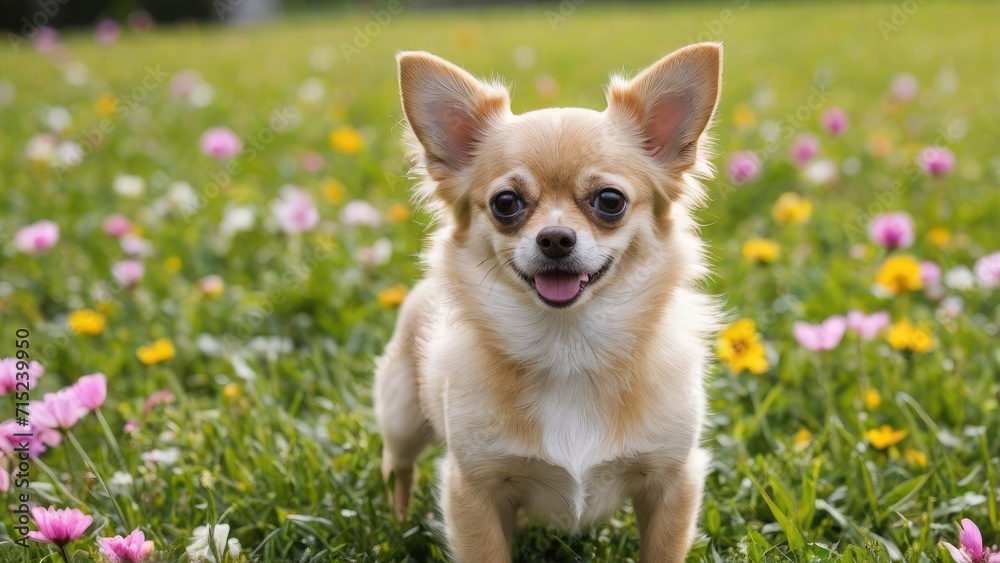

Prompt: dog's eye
[
  {"left": 593, "top": 188, "right": 627, "bottom": 221},
  {"left": 491, "top": 191, "right": 525, "bottom": 222}
]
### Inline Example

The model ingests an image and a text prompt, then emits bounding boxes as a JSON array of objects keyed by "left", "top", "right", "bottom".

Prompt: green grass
[{"left": 1, "top": 1, "right": 999, "bottom": 561}]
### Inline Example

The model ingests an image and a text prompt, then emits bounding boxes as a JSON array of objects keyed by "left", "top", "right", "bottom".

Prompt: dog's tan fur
[{"left": 374, "top": 43, "right": 723, "bottom": 562}]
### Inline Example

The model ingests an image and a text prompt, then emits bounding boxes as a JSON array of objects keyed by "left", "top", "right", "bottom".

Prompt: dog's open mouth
[{"left": 517, "top": 259, "right": 613, "bottom": 307}]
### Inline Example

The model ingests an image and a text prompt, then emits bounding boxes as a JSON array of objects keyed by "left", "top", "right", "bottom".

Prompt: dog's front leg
[
  {"left": 632, "top": 448, "right": 709, "bottom": 563},
  {"left": 440, "top": 454, "right": 518, "bottom": 563}
]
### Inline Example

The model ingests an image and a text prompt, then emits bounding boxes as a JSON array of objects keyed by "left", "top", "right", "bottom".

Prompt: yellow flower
[
  {"left": 887, "top": 320, "right": 933, "bottom": 354},
  {"left": 329, "top": 127, "right": 364, "bottom": 154},
  {"left": 717, "top": 319, "right": 769, "bottom": 374},
  {"left": 68, "top": 309, "right": 106, "bottom": 336},
  {"left": 866, "top": 425, "right": 907, "bottom": 450},
  {"left": 164, "top": 256, "right": 182, "bottom": 275},
  {"left": 928, "top": 227, "right": 951, "bottom": 247},
  {"left": 95, "top": 92, "right": 117, "bottom": 117},
  {"left": 732, "top": 103, "right": 757, "bottom": 128},
  {"left": 863, "top": 389, "right": 881, "bottom": 410},
  {"left": 387, "top": 203, "right": 411, "bottom": 223},
  {"left": 322, "top": 179, "right": 345, "bottom": 203},
  {"left": 875, "top": 255, "right": 923, "bottom": 294},
  {"left": 904, "top": 448, "right": 927, "bottom": 469},
  {"left": 794, "top": 428, "right": 812, "bottom": 450},
  {"left": 223, "top": 382, "right": 242, "bottom": 399},
  {"left": 742, "top": 238, "right": 779, "bottom": 264},
  {"left": 378, "top": 286, "right": 408, "bottom": 308},
  {"left": 772, "top": 192, "right": 813, "bottom": 225},
  {"left": 136, "top": 338, "right": 176, "bottom": 365}
]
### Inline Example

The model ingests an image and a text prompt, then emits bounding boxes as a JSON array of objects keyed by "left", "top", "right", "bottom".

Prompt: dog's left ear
[{"left": 606, "top": 43, "right": 722, "bottom": 174}]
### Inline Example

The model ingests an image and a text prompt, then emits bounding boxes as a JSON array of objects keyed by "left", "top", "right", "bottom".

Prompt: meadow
[{"left": 1, "top": 0, "right": 999, "bottom": 561}]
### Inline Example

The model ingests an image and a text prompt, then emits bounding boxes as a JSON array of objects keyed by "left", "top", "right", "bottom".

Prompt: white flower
[
  {"left": 114, "top": 174, "right": 146, "bottom": 197},
  {"left": 219, "top": 204, "right": 256, "bottom": 237},
  {"left": 272, "top": 185, "right": 319, "bottom": 234},
  {"left": 108, "top": 471, "right": 134, "bottom": 496},
  {"left": 24, "top": 134, "right": 58, "bottom": 163},
  {"left": 357, "top": 237, "right": 393, "bottom": 267},
  {"left": 190, "top": 82, "right": 215, "bottom": 108},
  {"left": 167, "top": 181, "right": 199, "bottom": 210},
  {"left": 141, "top": 447, "right": 181, "bottom": 466},
  {"left": 340, "top": 200, "right": 381, "bottom": 227},
  {"left": 44, "top": 106, "right": 72, "bottom": 132},
  {"left": 187, "top": 524, "right": 241, "bottom": 562},
  {"left": 944, "top": 265, "right": 975, "bottom": 291},
  {"left": 54, "top": 141, "right": 83, "bottom": 167},
  {"left": 803, "top": 158, "right": 838, "bottom": 186},
  {"left": 298, "top": 78, "right": 325, "bottom": 103}
]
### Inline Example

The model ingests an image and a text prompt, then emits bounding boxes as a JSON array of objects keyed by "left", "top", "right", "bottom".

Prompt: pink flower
[
  {"left": 821, "top": 108, "right": 849, "bottom": 136},
  {"left": 0, "top": 466, "right": 8, "bottom": 493},
  {"left": 200, "top": 127, "right": 242, "bottom": 161},
  {"left": 868, "top": 212, "right": 914, "bottom": 250},
  {"left": 846, "top": 310, "right": 890, "bottom": 340},
  {"left": 32, "top": 27, "right": 60, "bottom": 53},
  {"left": 98, "top": 528, "right": 155, "bottom": 563},
  {"left": 95, "top": 19, "right": 120, "bottom": 46},
  {"left": 32, "top": 389, "right": 86, "bottom": 430},
  {"left": 921, "top": 260, "right": 942, "bottom": 287},
  {"left": 0, "top": 418, "right": 57, "bottom": 457},
  {"left": 790, "top": 134, "right": 819, "bottom": 167},
  {"left": 340, "top": 200, "right": 382, "bottom": 227},
  {"left": 170, "top": 70, "right": 201, "bottom": 98},
  {"left": 942, "top": 518, "right": 1000, "bottom": 563},
  {"left": 143, "top": 390, "right": 176, "bottom": 414},
  {"left": 112, "top": 260, "right": 144, "bottom": 288},
  {"left": 974, "top": 251, "right": 1000, "bottom": 289},
  {"left": 72, "top": 373, "right": 107, "bottom": 411},
  {"left": 14, "top": 220, "right": 60, "bottom": 253},
  {"left": 890, "top": 73, "right": 919, "bottom": 102},
  {"left": 793, "top": 315, "right": 847, "bottom": 351},
  {"left": 272, "top": 185, "right": 319, "bottom": 234},
  {"left": 124, "top": 419, "right": 139, "bottom": 434},
  {"left": 727, "top": 151, "right": 761, "bottom": 185},
  {"left": 120, "top": 234, "right": 154, "bottom": 257},
  {"left": 29, "top": 506, "right": 92, "bottom": 546},
  {"left": 0, "top": 357, "right": 44, "bottom": 395},
  {"left": 103, "top": 214, "right": 132, "bottom": 237},
  {"left": 301, "top": 151, "right": 325, "bottom": 172},
  {"left": 918, "top": 146, "right": 955, "bottom": 177}
]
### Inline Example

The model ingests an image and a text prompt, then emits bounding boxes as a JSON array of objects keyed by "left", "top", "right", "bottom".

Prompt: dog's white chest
[{"left": 537, "top": 382, "right": 605, "bottom": 481}]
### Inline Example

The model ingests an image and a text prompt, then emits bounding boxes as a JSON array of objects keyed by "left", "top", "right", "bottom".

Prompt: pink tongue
[{"left": 534, "top": 271, "right": 588, "bottom": 303}]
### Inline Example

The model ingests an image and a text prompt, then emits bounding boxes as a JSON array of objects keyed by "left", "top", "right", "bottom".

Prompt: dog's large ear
[
  {"left": 397, "top": 51, "right": 510, "bottom": 185},
  {"left": 606, "top": 43, "right": 722, "bottom": 175}
]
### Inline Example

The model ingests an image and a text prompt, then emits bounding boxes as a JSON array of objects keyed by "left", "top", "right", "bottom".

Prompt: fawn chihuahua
[{"left": 375, "top": 42, "right": 723, "bottom": 562}]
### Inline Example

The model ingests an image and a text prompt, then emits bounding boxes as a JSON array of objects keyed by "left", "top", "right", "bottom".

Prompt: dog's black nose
[{"left": 536, "top": 226, "right": 576, "bottom": 258}]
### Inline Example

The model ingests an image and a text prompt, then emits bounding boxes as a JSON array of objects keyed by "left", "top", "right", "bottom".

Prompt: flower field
[{"left": 1, "top": 1, "right": 999, "bottom": 561}]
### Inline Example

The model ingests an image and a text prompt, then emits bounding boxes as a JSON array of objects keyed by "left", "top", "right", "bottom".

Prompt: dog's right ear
[{"left": 397, "top": 52, "right": 510, "bottom": 188}]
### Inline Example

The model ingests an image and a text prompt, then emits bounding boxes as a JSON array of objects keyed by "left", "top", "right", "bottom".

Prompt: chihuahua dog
[{"left": 375, "top": 43, "right": 722, "bottom": 562}]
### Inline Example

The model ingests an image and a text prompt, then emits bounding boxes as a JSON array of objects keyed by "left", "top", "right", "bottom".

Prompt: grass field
[{"left": 2, "top": 1, "right": 999, "bottom": 561}]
